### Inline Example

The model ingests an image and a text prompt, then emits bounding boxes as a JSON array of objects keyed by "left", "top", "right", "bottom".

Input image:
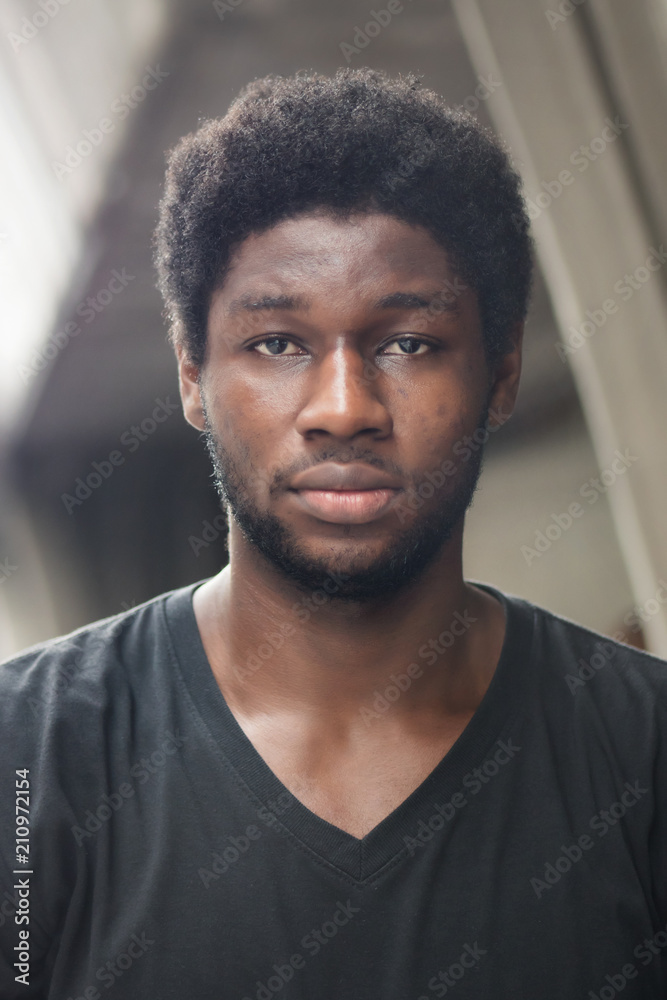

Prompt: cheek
[
  {"left": 394, "top": 388, "right": 483, "bottom": 468},
  {"left": 204, "top": 372, "right": 295, "bottom": 495},
  {"left": 205, "top": 368, "right": 283, "bottom": 442},
  {"left": 231, "top": 365, "right": 298, "bottom": 416}
]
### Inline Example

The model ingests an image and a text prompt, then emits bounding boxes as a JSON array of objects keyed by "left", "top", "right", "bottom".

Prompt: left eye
[
  {"left": 253, "top": 338, "right": 303, "bottom": 356},
  {"left": 383, "top": 338, "right": 429, "bottom": 355}
]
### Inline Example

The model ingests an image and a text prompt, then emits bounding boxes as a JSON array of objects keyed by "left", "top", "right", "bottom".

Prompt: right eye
[{"left": 252, "top": 338, "right": 304, "bottom": 356}]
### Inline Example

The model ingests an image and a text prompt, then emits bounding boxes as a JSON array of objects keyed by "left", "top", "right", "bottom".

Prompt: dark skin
[{"left": 177, "top": 209, "right": 523, "bottom": 839}]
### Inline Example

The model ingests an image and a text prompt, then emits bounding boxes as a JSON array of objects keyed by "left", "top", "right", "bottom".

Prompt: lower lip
[{"left": 292, "top": 489, "right": 399, "bottom": 524}]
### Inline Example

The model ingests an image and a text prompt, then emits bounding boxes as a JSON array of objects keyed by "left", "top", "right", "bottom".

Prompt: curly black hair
[{"left": 154, "top": 67, "right": 533, "bottom": 370}]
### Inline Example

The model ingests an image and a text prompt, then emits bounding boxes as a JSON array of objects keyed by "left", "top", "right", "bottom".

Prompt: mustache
[
  {"left": 269, "top": 448, "right": 406, "bottom": 492},
  {"left": 201, "top": 420, "right": 405, "bottom": 495}
]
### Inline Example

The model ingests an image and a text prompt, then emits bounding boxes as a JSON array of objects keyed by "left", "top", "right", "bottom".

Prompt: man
[{"left": 1, "top": 68, "right": 666, "bottom": 999}]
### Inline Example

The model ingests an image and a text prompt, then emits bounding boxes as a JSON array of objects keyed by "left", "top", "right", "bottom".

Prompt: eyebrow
[
  {"left": 227, "top": 290, "right": 461, "bottom": 315},
  {"left": 227, "top": 294, "right": 307, "bottom": 315},
  {"left": 373, "top": 291, "right": 461, "bottom": 313}
]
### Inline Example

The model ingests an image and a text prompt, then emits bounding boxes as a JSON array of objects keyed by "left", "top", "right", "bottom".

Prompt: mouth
[{"left": 290, "top": 487, "right": 400, "bottom": 524}]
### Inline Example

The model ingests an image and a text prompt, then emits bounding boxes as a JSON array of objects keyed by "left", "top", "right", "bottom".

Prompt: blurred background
[{"left": 1, "top": 0, "right": 667, "bottom": 659}]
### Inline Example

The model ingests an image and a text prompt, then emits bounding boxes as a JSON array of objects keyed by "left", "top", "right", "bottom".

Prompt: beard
[{"left": 201, "top": 403, "right": 489, "bottom": 604}]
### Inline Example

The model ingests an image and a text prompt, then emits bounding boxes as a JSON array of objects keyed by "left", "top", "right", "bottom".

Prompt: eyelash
[{"left": 248, "top": 335, "right": 434, "bottom": 357}]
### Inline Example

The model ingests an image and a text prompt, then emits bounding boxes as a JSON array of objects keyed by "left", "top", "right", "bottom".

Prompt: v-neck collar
[{"left": 162, "top": 577, "right": 536, "bottom": 884}]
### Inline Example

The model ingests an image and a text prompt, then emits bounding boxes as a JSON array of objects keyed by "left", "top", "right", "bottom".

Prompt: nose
[{"left": 294, "top": 346, "right": 393, "bottom": 441}]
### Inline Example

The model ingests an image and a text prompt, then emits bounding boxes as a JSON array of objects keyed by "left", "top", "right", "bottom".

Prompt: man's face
[{"left": 178, "top": 210, "right": 522, "bottom": 601}]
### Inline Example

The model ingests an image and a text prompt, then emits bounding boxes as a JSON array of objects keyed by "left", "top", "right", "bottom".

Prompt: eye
[
  {"left": 252, "top": 337, "right": 304, "bottom": 356},
  {"left": 382, "top": 337, "right": 430, "bottom": 355}
]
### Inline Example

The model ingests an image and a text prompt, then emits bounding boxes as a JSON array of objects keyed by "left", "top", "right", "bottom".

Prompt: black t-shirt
[{"left": 1, "top": 579, "right": 667, "bottom": 999}]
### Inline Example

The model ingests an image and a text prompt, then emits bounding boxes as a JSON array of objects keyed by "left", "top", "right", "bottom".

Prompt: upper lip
[{"left": 289, "top": 463, "right": 402, "bottom": 491}]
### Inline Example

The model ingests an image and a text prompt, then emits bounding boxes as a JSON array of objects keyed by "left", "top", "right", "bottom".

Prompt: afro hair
[{"left": 154, "top": 67, "right": 533, "bottom": 370}]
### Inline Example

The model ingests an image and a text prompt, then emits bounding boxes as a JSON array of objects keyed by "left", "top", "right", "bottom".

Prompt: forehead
[{"left": 217, "top": 210, "right": 458, "bottom": 300}]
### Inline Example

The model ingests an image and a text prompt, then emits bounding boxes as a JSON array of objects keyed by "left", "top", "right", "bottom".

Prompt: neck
[{"left": 193, "top": 522, "right": 506, "bottom": 727}]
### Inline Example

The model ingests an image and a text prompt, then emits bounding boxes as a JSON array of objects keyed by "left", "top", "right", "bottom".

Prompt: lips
[
  {"left": 288, "top": 463, "right": 402, "bottom": 524},
  {"left": 289, "top": 462, "right": 402, "bottom": 491}
]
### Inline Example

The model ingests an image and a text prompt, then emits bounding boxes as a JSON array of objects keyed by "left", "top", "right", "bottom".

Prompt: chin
[{"left": 238, "top": 514, "right": 452, "bottom": 604}]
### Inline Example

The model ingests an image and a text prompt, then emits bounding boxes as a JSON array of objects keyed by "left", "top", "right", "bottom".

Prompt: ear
[
  {"left": 176, "top": 344, "right": 206, "bottom": 431},
  {"left": 487, "top": 322, "right": 523, "bottom": 430}
]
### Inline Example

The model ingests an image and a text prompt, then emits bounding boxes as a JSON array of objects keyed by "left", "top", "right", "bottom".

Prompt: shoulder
[
  {"left": 477, "top": 580, "right": 667, "bottom": 712},
  {"left": 526, "top": 595, "right": 667, "bottom": 698},
  {"left": 0, "top": 582, "right": 199, "bottom": 726},
  {"left": 487, "top": 585, "right": 667, "bottom": 746}
]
